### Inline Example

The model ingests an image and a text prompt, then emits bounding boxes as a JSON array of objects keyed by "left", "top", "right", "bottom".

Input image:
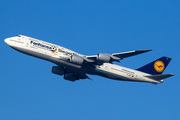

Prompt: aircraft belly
[
  {"left": 10, "top": 46, "right": 53, "bottom": 61},
  {"left": 94, "top": 64, "right": 157, "bottom": 83},
  {"left": 10, "top": 46, "right": 96, "bottom": 75},
  {"left": 94, "top": 68, "right": 132, "bottom": 81},
  {"left": 10, "top": 45, "right": 141, "bottom": 81},
  {"left": 95, "top": 68, "right": 159, "bottom": 83},
  {"left": 51, "top": 58, "right": 96, "bottom": 74}
]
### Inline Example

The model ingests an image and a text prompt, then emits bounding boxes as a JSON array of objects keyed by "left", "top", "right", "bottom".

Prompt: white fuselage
[{"left": 4, "top": 35, "right": 161, "bottom": 84}]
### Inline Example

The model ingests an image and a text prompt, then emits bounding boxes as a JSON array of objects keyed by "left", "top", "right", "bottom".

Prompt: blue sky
[{"left": 1, "top": 0, "right": 180, "bottom": 119}]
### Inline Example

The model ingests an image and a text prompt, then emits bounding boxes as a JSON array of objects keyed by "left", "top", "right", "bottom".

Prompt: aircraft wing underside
[{"left": 76, "top": 72, "right": 91, "bottom": 79}]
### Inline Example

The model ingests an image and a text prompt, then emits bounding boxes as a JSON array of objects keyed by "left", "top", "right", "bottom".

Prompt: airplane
[{"left": 4, "top": 35, "right": 174, "bottom": 84}]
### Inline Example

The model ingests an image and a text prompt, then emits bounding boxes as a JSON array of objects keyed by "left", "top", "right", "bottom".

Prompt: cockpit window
[{"left": 16, "top": 35, "right": 21, "bottom": 37}]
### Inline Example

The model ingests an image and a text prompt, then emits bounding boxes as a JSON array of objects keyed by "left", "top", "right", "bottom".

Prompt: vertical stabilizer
[{"left": 137, "top": 56, "right": 172, "bottom": 75}]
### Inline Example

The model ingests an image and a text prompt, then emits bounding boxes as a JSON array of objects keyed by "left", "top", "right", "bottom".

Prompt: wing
[
  {"left": 86, "top": 49, "right": 152, "bottom": 63},
  {"left": 112, "top": 49, "right": 152, "bottom": 59}
]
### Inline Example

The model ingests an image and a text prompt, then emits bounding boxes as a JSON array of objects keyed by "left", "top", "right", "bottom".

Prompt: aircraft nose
[
  {"left": 4, "top": 38, "right": 12, "bottom": 46},
  {"left": 4, "top": 38, "right": 9, "bottom": 44}
]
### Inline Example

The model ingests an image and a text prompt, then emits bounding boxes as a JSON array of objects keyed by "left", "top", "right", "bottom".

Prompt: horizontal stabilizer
[{"left": 145, "top": 74, "right": 174, "bottom": 81}]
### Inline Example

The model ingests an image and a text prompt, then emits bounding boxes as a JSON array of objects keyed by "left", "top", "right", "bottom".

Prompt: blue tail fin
[{"left": 137, "top": 56, "right": 172, "bottom": 75}]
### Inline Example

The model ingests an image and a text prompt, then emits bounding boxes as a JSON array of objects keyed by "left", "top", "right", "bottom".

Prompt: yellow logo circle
[{"left": 154, "top": 61, "right": 165, "bottom": 72}]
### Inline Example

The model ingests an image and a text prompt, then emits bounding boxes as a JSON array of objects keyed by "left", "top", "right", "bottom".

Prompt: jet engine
[
  {"left": 97, "top": 53, "right": 111, "bottom": 63},
  {"left": 70, "top": 55, "right": 84, "bottom": 65},
  {"left": 64, "top": 73, "right": 79, "bottom": 81},
  {"left": 52, "top": 66, "right": 65, "bottom": 75}
]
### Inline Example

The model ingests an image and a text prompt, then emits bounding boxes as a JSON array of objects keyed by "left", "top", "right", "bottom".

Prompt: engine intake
[
  {"left": 52, "top": 66, "right": 65, "bottom": 75},
  {"left": 70, "top": 55, "right": 84, "bottom": 65}
]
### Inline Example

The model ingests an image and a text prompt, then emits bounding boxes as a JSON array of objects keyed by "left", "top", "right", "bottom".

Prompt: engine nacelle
[
  {"left": 64, "top": 73, "right": 79, "bottom": 81},
  {"left": 52, "top": 66, "right": 65, "bottom": 75},
  {"left": 97, "top": 53, "right": 111, "bottom": 63},
  {"left": 70, "top": 55, "right": 84, "bottom": 65}
]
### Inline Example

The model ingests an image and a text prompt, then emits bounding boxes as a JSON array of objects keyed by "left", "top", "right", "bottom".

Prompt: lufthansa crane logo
[
  {"left": 52, "top": 46, "right": 57, "bottom": 53},
  {"left": 154, "top": 60, "right": 165, "bottom": 72}
]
